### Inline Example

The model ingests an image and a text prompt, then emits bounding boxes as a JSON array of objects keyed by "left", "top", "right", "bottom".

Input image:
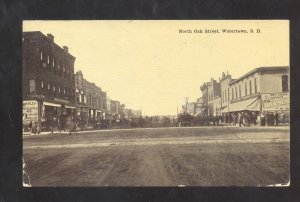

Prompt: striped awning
[{"left": 228, "top": 97, "right": 261, "bottom": 112}]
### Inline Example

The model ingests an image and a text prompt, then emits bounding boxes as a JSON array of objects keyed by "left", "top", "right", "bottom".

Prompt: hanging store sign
[
  {"left": 23, "top": 100, "right": 39, "bottom": 123},
  {"left": 261, "top": 92, "right": 289, "bottom": 111}
]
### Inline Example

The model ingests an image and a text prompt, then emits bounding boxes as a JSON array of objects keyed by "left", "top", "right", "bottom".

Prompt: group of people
[
  {"left": 28, "top": 120, "right": 41, "bottom": 135},
  {"left": 223, "top": 111, "right": 279, "bottom": 127}
]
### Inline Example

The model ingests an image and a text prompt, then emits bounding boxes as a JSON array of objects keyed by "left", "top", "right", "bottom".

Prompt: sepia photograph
[{"left": 22, "top": 20, "right": 290, "bottom": 187}]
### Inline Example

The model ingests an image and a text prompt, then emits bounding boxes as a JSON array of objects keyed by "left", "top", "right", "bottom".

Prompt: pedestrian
[
  {"left": 36, "top": 121, "right": 41, "bottom": 135},
  {"left": 233, "top": 113, "right": 237, "bottom": 126},
  {"left": 50, "top": 117, "right": 54, "bottom": 133},
  {"left": 256, "top": 113, "right": 261, "bottom": 126},
  {"left": 274, "top": 112, "right": 279, "bottom": 126},
  {"left": 28, "top": 120, "right": 33, "bottom": 134},
  {"left": 31, "top": 121, "right": 37, "bottom": 135},
  {"left": 242, "top": 112, "right": 247, "bottom": 127},
  {"left": 238, "top": 112, "right": 242, "bottom": 127},
  {"left": 261, "top": 112, "right": 266, "bottom": 126}
]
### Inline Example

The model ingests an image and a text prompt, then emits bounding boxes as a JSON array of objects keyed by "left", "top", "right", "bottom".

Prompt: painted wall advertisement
[
  {"left": 23, "top": 100, "right": 39, "bottom": 124},
  {"left": 261, "top": 92, "right": 289, "bottom": 111}
]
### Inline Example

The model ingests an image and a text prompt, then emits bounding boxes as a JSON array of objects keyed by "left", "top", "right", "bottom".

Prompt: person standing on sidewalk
[
  {"left": 274, "top": 112, "right": 279, "bottom": 126},
  {"left": 28, "top": 120, "right": 33, "bottom": 134},
  {"left": 238, "top": 112, "right": 242, "bottom": 127}
]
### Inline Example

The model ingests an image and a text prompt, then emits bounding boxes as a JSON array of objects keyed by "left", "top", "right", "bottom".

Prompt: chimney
[
  {"left": 63, "top": 46, "right": 68, "bottom": 52},
  {"left": 222, "top": 72, "right": 225, "bottom": 78},
  {"left": 47, "top": 33, "right": 54, "bottom": 42}
]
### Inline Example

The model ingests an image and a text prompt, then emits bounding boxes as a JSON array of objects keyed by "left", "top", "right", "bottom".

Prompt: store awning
[
  {"left": 65, "top": 105, "right": 76, "bottom": 109},
  {"left": 43, "top": 101, "right": 61, "bottom": 107},
  {"left": 228, "top": 97, "right": 261, "bottom": 112}
]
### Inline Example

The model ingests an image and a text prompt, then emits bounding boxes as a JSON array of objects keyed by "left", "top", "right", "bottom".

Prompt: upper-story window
[
  {"left": 282, "top": 75, "right": 289, "bottom": 92},
  {"left": 58, "top": 86, "right": 61, "bottom": 93},
  {"left": 53, "top": 85, "right": 55, "bottom": 92},
  {"left": 249, "top": 80, "right": 252, "bottom": 95},
  {"left": 47, "top": 56, "right": 50, "bottom": 64},
  {"left": 231, "top": 88, "right": 234, "bottom": 100},
  {"left": 245, "top": 82, "right": 248, "bottom": 96},
  {"left": 58, "top": 62, "right": 61, "bottom": 76},
  {"left": 254, "top": 78, "right": 257, "bottom": 93},
  {"left": 235, "top": 86, "right": 238, "bottom": 98},
  {"left": 47, "top": 82, "right": 51, "bottom": 90},
  {"left": 41, "top": 80, "right": 44, "bottom": 89},
  {"left": 239, "top": 85, "right": 241, "bottom": 98},
  {"left": 63, "top": 87, "right": 66, "bottom": 95},
  {"left": 225, "top": 90, "right": 227, "bottom": 102},
  {"left": 52, "top": 58, "right": 55, "bottom": 67},
  {"left": 29, "top": 80, "right": 35, "bottom": 94},
  {"left": 40, "top": 51, "right": 43, "bottom": 60}
]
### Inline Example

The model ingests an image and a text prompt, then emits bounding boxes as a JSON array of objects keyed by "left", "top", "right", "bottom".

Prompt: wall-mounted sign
[
  {"left": 23, "top": 100, "right": 39, "bottom": 123},
  {"left": 261, "top": 92, "right": 289, "bottom": 111}
]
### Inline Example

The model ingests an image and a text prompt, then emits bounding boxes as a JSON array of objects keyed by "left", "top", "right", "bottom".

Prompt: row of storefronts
[
  {"left": 194, "top": 66, "right": 290, "bottom": 124},
  {"left": 22, "top": 31, "right": 128, "bottom": 132}
]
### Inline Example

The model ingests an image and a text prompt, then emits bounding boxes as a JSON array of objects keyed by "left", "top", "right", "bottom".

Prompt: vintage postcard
[{"left": 22, "top": 20, "right": 289, "bottom": 186}]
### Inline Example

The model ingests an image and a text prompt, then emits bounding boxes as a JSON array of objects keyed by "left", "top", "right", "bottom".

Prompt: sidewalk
[{"left": 23, "top": 126, "right": 95, "bottom": 136}]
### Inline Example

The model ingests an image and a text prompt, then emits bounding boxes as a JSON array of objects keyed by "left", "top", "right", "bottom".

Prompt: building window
[
  {"left": 29, "top": 80, "right": 35, "bottom": 94},
  {"left": 235, "top": 86, "right": 237, "bottom": 99},
  {"left": 239, "top": 85, "right": 241, "bottom": 98},
  {"left": 41, "top": 80, "right": 44, "bottom": 88},
  {"left": 245, "top": 82, "right": 247, "bottom": 96},
  {"left": 52, "top": 58, "right": 55, "bottom": 67},
  {"left": 232, "top": 88, "right": 234, "bottom": 100},
  {"left": 249, "top": 80, "right": 252, "bottom": 95},
  {"left": 40, "top": 51, "right": 43, "bottom": 60},
  {"left": 225, "top": 90, "right": 227, "bottom": 102},
  {"left": 53, "top": 85, "right": 55, "bottom": 92},
  {"left": 254, "top": 78, "right": 257, "bottom": 93},
  {"left": 58, "top": 86, "right": 61, "bottom": 93},
  {"left": 64, "top": 88, "right": 66, "bottom": 95},
  {"left": 58, "top": 62, "right": 61, "bottom": 76},
  {"left": 47, "top": 56, "right": 50, "bottom": 64},
  {"left": 48, "top": 82, "right": 51, "bottom": 90},
  {"left": 282, "top": 75, "right": 289, "bottom": 92}
]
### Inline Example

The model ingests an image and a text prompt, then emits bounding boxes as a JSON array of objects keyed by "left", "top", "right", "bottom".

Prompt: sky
[{"left": 23, "top": 20, "right": 289, "bottom": 116}]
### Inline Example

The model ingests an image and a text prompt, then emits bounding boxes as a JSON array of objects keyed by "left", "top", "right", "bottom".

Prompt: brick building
[
  {"left": 200, "top": 78, "right": 221, "bottom": 116},
  {"left": 22, "top": 31, "right": 76, "bottom": 130},
  {"left": 75, "top": 70, "right": 106, "bottom": 126}
]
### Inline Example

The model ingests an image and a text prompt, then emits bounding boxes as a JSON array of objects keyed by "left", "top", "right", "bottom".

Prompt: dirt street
[{"left": 23, "top": 126, "right": 290, "bottom": 186}]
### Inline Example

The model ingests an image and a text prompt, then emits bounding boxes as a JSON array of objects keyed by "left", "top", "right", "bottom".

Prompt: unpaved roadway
[{"left": 23, "top": 126, "right": 290, "bottom": 186}]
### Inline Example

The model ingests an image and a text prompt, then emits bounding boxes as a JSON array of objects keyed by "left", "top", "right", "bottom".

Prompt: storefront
[{"left": 261, "top": 92, "right": 290, "bottom": 123}]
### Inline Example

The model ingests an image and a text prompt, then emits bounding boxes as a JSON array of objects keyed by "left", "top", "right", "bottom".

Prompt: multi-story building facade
[
  {"left": 75, "top": 70, "right": 106, "bottom": 126},
  {"left": 23, "top": 32, "right": 76, "bottom": 130},
  {"left": 220, "top": 72, "right": 233, "bottom": 114},
  {"left": 186, "top": 102, "right": 196, "bottom": 115},
  {"left": 195, "top": 97, "right": 205, "bottom": 116},
  {"left": 200, "top": 82, "right": 209, "bottom": 116},
  {"left": 200, "top": 78, "right": 221, "bottom": 116},
  {"left": 227, "top": 66, "right": 289, "bottom": 122}
]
